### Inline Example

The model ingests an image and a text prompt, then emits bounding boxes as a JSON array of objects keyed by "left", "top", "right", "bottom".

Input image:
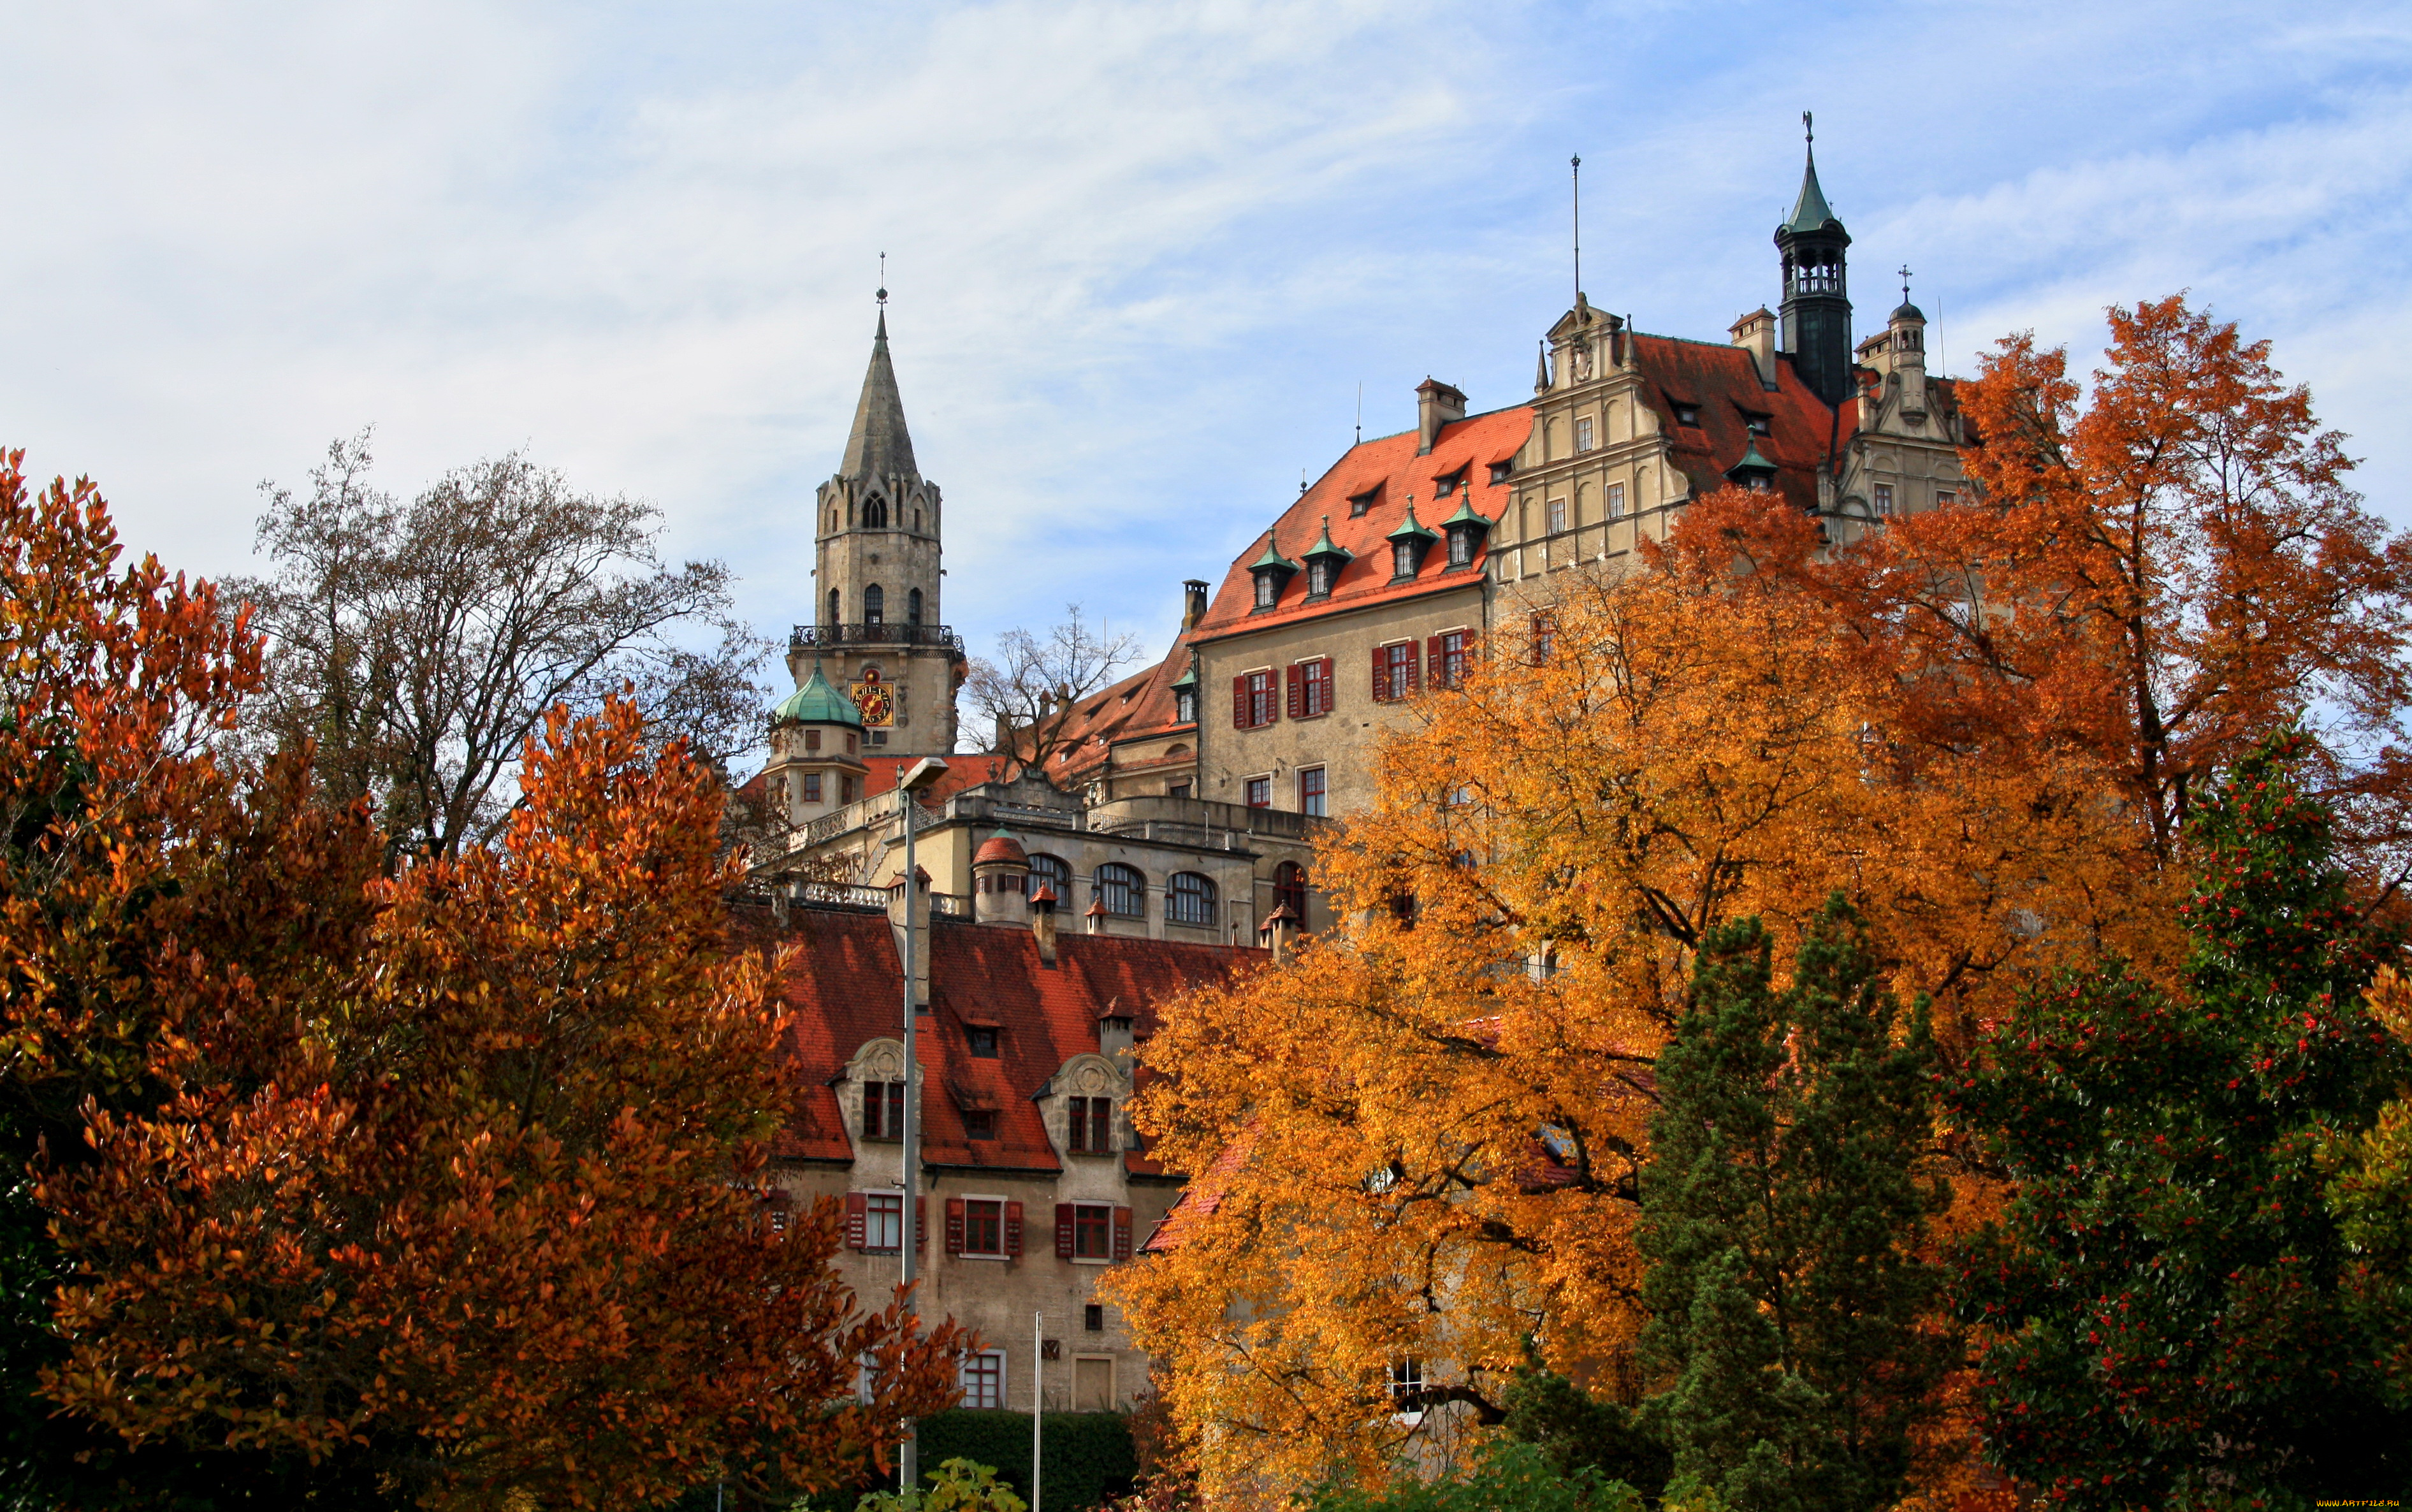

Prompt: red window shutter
[
  {"left": 1427, "top": 636, "right": 1443, "bottom": 690},
  {"left": 1231, "top": 674, "right": 1249, "bottom": 729},
  {"left": 1005, "top": 1200, "right": 1024, "bottom": 1257},
  {"left": 1404, "top": 646, "right": 1421, "bottom": 695},
  {"left": 1112, "top": 1205, "right": 1133, "bottom": 1262},
  {"left": 1056, "top": 1202, "right": 1077, "bottom": 1260},
  {"left": 846, "top": 1191, "right": 868, "bottom": 1251},
  {"left": 1286, "top": 664, "right": 1302, "bottom": 719},
  {"left": 1370, "top": 647, "right": 1389, "bottom": 703},
  {"left": 915, "top": 1196, "right": 927, "bottom": 1253},
  {"left": 1319, "top": 658, "right": 1337, "bottom": 715},
  {"left": 945, "top": 1196, "right": 966, "bottom": 1256}
]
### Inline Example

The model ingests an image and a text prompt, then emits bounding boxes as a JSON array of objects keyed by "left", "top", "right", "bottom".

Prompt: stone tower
[
  {"left": 795, "top": 305, "right": 964, "bottom": 754},
  {"left": 1775, "top": 118, "right": 1854, "bottom": 409}
]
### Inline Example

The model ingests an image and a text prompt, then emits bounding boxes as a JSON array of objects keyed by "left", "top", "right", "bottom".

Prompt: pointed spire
[
  {"left": 1535, "top": 339, "right": 1551, "bottom": 393},
  {"left": 1784, "top": 111, "right": 1839, "bottom": 234},
  {"left": 840, "top": 306, "right": 918, "bottom": 481}
]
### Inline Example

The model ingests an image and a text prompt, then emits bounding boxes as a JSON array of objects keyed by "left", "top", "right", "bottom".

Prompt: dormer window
[
  {"left": 1174, "top": 685, "right": 1197, "bottom": 724},
  {"left": 1393, "top": 540, "right": 1421, "bottom": 577},
  {"left": 1673, "top": 403, "right": 1701, "bottom": 428},
  {"left": 967, "top": 1026, "right": 999, "bottom": 1058},
  {"left": 1745, "top": 414, "right": 1771, "bottom": 437},
  {"left": 1247, "top": 537, "right": 1300, "bottom": 610},
  {"left": 1386, "top": 503, "right": 1438, "bottom": 580},
  {"left": 1254, "top": 572, "right": 1277, "bottom": 608},
  {"left": 1439, "top": 495, "right": 1490, "bottom": 570},
  {"left": 1348, "top": 488, "right": 1379, "bottom": 518},
  {"left": 1300, "top": 515, "right": 1352, "bottom": 600},
  {"left": 1488, "top": 462, "right": 1513, "bottom": 484}
]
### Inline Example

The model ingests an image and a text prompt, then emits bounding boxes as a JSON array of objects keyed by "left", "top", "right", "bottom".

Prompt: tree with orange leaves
[
  {"left": 1108, "top": 296, "right": 2412, "bottom": 1506},
  {"left": 1, "top": 454, "right": 966, "bottom": 1508}
]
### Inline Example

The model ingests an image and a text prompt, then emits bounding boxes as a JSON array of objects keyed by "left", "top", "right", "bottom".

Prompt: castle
[{"left": 743, "top": 134, "right": 1970, "bottom": 1418}]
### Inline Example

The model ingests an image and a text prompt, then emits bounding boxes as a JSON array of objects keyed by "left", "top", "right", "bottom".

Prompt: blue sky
[{"left": 6, "top": 0, "right": 2409, "bottom": 693}]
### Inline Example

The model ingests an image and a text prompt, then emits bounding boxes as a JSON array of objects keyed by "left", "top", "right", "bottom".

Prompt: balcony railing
[{"left": 792, "top": 622, "right": 964, "bottom": 653}]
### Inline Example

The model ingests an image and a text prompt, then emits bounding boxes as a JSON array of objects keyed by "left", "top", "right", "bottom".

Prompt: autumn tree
[
  {"left": 240, "top": 430, "right": 774, "bottom": 856},
  {"left": 963, "top": 606, "right": 1142, "bottom": 780},
  {"left": 1949, "top": 732, "right": 2412, "bottom": 1506},
  {"left": 1638, "top": 899, "right": 1952, "bottom": 1511},
  {"left": 40, "top": 698, "right": 968, "bottom": 1508},
  {"left": 2325, "top": 966, "right": 2412, "bottom": 1407}
]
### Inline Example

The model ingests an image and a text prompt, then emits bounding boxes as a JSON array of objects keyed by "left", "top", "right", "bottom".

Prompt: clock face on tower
[{"left": 851, "top": 666, "right": 895, "bottom": 727}]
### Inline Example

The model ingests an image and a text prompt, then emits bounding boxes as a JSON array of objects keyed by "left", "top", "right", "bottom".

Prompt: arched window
[
  {"left": 1028, "top": 854, "right": 1072, "bottom": 899},
  {"left": 827, "top": 588, "right": 840, "bottom": 626},
  {"left": 908, "top": 587, "right": 924, "bottom": 626},
  {"left": 1095, "top": 863, "right": 1145, "bottom": 919},
  {"left": 1275, "top": 862, "right": 1307, "bottom": 920},
  {"left": 864, "top": 584, "right": 885, "bottom": 625},
  {"left": 1167, "top": 873, "right": 1216, "bottom": 927},
  {"left": 864, "top": 495, "right": 889, "bottom": 529}
]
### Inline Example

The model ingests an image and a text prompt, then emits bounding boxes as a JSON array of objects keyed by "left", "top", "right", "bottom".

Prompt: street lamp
[{"left": 894, "top": 755, "right": 948, "bottom": 1497}]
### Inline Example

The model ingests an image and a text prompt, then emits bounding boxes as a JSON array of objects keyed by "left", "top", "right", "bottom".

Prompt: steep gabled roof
[
  {"left": 769, "top": 907, "right": 1261, "bottom": 1174},
  {"left": 1625, "top": 333, "right": 1856, "bottom": 514}
]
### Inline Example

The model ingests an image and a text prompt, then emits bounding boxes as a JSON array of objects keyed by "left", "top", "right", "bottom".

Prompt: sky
[{"left": 6, "top": 0, "right": 2410, "bottom": 698}]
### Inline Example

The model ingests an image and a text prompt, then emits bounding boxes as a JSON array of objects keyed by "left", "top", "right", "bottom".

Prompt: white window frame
[
  {"left": 1574, "top": 414, "right": 1595, "bottom": 452},
  {"left": 961, "top": 1348, "right": 1008, "bottom": 1409},
  {"left": 1244, "top": 775, "right": 1273, "bottom": 810},
  {"left": 862, "top": 1189, "right": 904, "bottom": 1254},
  {"left": 1607, "top": 481, "right": 1626, "bottom": 520},
  {"left": 1298, "top": 766, "right": 1328, "bottom": 817}
]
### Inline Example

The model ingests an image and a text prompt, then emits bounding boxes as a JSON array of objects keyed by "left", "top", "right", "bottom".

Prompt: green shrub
[{"left": 1297, "top": 1438, "right": 1642, "bottom": 1512}]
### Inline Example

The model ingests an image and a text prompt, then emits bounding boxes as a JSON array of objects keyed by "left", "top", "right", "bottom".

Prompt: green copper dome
[{"left": 772, "top": 664, "right": 864, "bottom": 727}]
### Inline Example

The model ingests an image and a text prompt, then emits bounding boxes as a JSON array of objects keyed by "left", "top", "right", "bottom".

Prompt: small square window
[
  {"left": 962, "top": 1350, "right": 1006, "bottom": 1410},
  {"left": 802, "top": 772, "right": 824, "bottom": 803},
  {"left": 967, "top": 1026, "right": 999, "bottom": 1058},
  {"left": 805, "top": 729, "right": 822, "bottom": 752},
  {"left": 1673, "top": 403, "right": 1700, "bottom": 428},
  {"left": 1084, "top": 1303, "right": 1105, "bottom": 1333},
  {"left": 1745, "top": 414, "right": 1771, "bottom": 436},
  {"left": 1246, "top": 777, "right": 1271, "bottom": 808},
  {"left": 1348, "top": 490, "right": 1377, "bottom": 518},
  {"left": 1488, "top": 462, "right": 1512, "bottom": 484},
  {"left": 964, "top": 1110, "right": 998, "bottom": 1140}
]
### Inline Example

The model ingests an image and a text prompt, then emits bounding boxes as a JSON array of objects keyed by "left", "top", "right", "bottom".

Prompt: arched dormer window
[
  {"left": 864, "top": 495, "right": 889, "bottom": 529},
  {"left": 864, "top": 584, "right": 885, "bottom": 626},
  {"left": 908, "top": 587, "right": 924, "bottom": 627}
]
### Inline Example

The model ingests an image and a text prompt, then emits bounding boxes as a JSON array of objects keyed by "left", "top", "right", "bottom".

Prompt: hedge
[{"left": 790, "top": 1410, "right": 1136, "bottom": 1512}]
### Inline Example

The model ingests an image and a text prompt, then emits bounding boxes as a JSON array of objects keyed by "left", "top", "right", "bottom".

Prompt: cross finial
[
  {"left": 876, "top": 251, "right": 887, "bottom": 307},
  {"left": 1898, "top": 264, "right": 1913, "bottom": 303},
  {"left": 1803, "top": 110, "right": 1813, "bottom": 147}
]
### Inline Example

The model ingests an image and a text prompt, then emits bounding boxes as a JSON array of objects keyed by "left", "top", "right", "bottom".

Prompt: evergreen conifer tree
[
  {"left": 1951, "top": 731, "right": 2412, "bottom": 1506},
  {"left": 1639, "top": 896, "right": 1951, "bottom": 1512}
]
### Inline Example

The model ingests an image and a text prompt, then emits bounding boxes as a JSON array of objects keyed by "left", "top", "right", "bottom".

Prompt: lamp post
[{"left": 895, "top": 755, "right": 948, "bottom": 1497}]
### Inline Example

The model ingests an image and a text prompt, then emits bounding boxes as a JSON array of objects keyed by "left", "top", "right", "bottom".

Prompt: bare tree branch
[{"left": 962, "top": 604, "right": 1142, "bottom": 782}]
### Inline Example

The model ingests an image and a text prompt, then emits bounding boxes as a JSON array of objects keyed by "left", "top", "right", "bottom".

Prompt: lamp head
[{"left": 899, "top": 756, "right": 950, "bottom": 794}]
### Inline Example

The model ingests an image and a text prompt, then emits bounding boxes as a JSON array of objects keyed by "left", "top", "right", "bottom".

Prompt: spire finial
[
  {"left": 1898, "top": 263, "right": 1913, "bottom": 304},
  {"left": 1571, "top": 154, "right": 1583, "bottom": 308},
  {"left": 877, "top": 251, "right": 887, "bottom": 307},
  {"left": 1803, "top": 110, "right": 1813, "bottom": 154}
]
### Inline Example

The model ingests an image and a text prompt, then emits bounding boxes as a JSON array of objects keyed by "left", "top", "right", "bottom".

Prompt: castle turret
[
  {"left": 795, "top": 299, "right": 964, "bottom": 753},
  {"left": 1776, "top": 117, "right": 1854, "bottom": 409}
]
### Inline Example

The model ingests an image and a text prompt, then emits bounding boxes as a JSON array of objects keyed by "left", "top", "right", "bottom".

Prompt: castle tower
[
  {"left": 796, "top": 303, "right": 964, "bottom": 753},
  {"left": 1775, "top": 116, "right": 1854, "bottom": 409}
]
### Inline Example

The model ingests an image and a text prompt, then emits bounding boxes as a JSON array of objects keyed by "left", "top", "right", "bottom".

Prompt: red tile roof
[
  {"left": 1191, "top": 406, "right": 1534, "bottom": 643},
  {"left": 1625, "top": 333, "right": 1856, "bottom": 514},
  {"left": 766, "top": 907, "right": 1263, "bottom": 1175},
  {"left": 1013, "top": 627, "right": 1203, "bottom": 789}
]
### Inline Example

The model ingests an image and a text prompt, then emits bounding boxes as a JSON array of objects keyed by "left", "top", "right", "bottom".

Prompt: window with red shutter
[
  {"left": 1427, "top": 635, "right": 1442, "bottom": 690},
  {"left": 1056, "top": 1202, "right": 1076, "bottom": 1260},
  {"left": 916, "top": 1196, "right": 927, "bottom": 1253},
  {"left": 1309, "top": 657, "right": 1333, "bottom": 716},
  {"left": 945, "top": 1196, "right": 966, "bottom": 1256},
  {"left": 1005, "top": 1200, "right": 1024, "bottom": 1257},
  {"left": 1231, "top": 674, "right": 1248, "bottom": 729},
  {"left": 1404, "top": 645, "right": 1420, "bottom": 695},
  {"left": 1286, "top": 664, "right": 1302, "bottom": 719},
  {"left": 846, "top": 1191, "right": 868, "bottom": 1251},
  {"left": 1113, "top": 1206, "right": 1133, "bottom": 1261},
  {"left": 1371, "top": 646, "right": 1389, "bottom": 702}
]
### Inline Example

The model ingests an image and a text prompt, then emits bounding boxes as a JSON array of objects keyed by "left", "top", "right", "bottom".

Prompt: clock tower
[{"left": 794, "top": 299, "right": 964, "bottom": 754}]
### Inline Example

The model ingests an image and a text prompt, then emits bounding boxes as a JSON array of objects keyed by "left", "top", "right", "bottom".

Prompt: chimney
[
  {"left": 1086, "top": 896, "right": 1109, "bottom": 935},
  {"left": 887, "top": 864, "right": 934, "bottom": 1007},
  {"left": 1182, "top": 579, "right": 1209, "bottom": 630},
  {"left": 1097, "top": 1005, "right": 1135, "bottom": 1064},
  {"left": 1416, "top": 378, "right": 1467, "bottom": 455},
  {"left": 1258, "top": 900, "right": 1301, "bottom": 964},
  {"left": 1031, "top": 883, "right": 1059, "bottom": 966},
  {"left": 1730, "top": 308, "right": 1778, "bottom": 389}
]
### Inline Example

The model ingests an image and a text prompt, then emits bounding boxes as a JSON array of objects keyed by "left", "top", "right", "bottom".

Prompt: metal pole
[
  {"left": 1032, "top": 1311, "right": 1044, "bottom": 1512},
  {"left": 899, "top": 785, "right": 921, "bottom": 1497}
]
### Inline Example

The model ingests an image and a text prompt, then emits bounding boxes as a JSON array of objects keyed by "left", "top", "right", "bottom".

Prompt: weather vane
[
  {"left": 1803, "top": 110, "right": 1813, "bottom": 146},
  {"left": 878, "top": 251, "right": 887, "bottom": 306}
]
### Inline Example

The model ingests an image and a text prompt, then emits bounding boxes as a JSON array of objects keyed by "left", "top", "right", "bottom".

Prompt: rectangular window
[
  {"left": 1290, "top": 657, "right": 1333, "bottom": 718},
  {"left": 1374, "top": 642, "right": 1418, "bottom": 702},
  {"left": 1429, "top": 630, "right": 1468, "bottom": 691},
  {"left": 1073, "top": 1203, "right": 1113, "bottom": 1260},
  {"left": 1746, "top": 413, "right": 1771, "bottom": 436},
  {"left": 1068, "top": 1096, "right": 1112, "bottom": 1154},
  {"left": 1239, "top": 669, "right": 1277, "bottom": 728},
  {"left": 967, "top": 1026, "right": 999, "bottom": 1058},
  {"left": 805, "top": 729, "right": 822, "bottom": 752},
  {"left": 1245, "top": 776, "right": 1271, "bottom": 809},
  {"left": 1389, "top": 1358, "right": 1425, "bottom": 1407},
  {"left": 1084, "top": 1303, "right": 1105, "bottom": 1332},
  {"left": 1574, "top": 415, "right": 1595, "bottom": 452},
  {"left": 1936, "top": 490, "right": 1956, "bottom": 506},
  {"left": 1607, "top": 482, "right": 1626, "bottom": 520},
  {"left": 962, "top": 1351, "right": 1006, "bottom": 1410},
  {"left": 1299, "top": 767, "right": 1327, "bottom": 817},
  {"left": 841, "top": 774, "right": 859, "bottom": 803},
  {"left": 865, "top": 1191, "right": 903, "bottom": 1254},
  {"left": 1546, "top": 497, "right": 1567, "bottom": 534},
  {"left": 862, "top": 1080, "right": 905, "bottom": 1140},
  {"left": 1674, "top": 403, "right": 1700, "bottom": 427},
  {"left": 963, "top": 1110, "right": 998, "bottom": 1140},
  {"left": 802, "top": 773, "right": 824, "bottom": 803},
  {"left": 1168, "top": 782, "right": 1191, "bottom": 799},
  {"left": 964, "top": 1198, "right": 1005, "bottom": 1256},
  {"left": 1873, "top": 483, "right": 1895, "bottom": 517}
]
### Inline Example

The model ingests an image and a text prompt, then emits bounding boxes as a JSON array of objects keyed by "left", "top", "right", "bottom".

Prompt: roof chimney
[
  {"left": 1416, "top": 378, "right": 1467, "bottom": 456},
  {"left": 1031, "top": 882, "right": 1059, "bottom": 966},
  {"left": 1730, "top": 307, "right": 1778, "bottom": 389},
  {"left": 1182, "top": 579, "right": 1209, "bottom": 630}
]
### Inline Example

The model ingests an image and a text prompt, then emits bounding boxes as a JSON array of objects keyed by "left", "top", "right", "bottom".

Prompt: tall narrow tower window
[
  {"left": 864, "top": 585, "right": 885, "bottom": 626},
  {"left": 827, "top": 588, "right": 840, "bottom": 626},
  {"left": 908, "top": 588, "right": 924, "bottom": 627},
  {"left": 864, "top": 495, "right": 889, "bottom": 529}
]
